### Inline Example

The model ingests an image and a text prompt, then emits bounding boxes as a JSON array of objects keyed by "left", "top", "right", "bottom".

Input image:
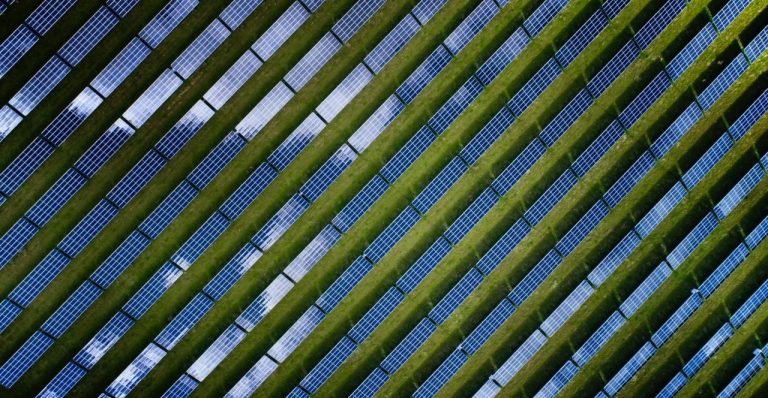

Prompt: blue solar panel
[
  {"left": 507, "top": 58, "right": 560, "bottom": 116},
  {"left": 412, "top": 157, "right": 467, "bottom": 213},
  {"left": 475, "top": 28, "right": 529, "bottom": 85},
  {"left": 10, "top": 249, "right": 69, "bottom": 307},
  {"left": 476, "top": 218, "right": 529, "bottom": 275},
  {"left": 395, "top": 46, "right": 452, "bottom": 103},
  {"left": 524, "top": 0, "right": 568, "bottom": 36},
  {"left": 459, "top": 107, "right": 514, "bottom": 164},
  {"left": 41, "top": 280, "right": 101, "bottom": 338},
  {"left": 381, "top": 318, "right": 436, "bottom": 374},
  {"left": 413, "top": 348, "right": 467, "bottom": 398},
  {"left": 428, "top": 268, "right": 483, "bottom": 324},
  {"left": 349, "top": 287, "right": 403, "bottom": 343},
  {"left": 380, "top": 126, "right": 436, "bottom": 183},
  {"left": 300, "top": 336, "right": 357, "bottom": 392},
  {"left": 491, "top": 138, "right": 546, "bottom": 195},
  {"left": 26, "top": 169, "right": 86, "bottom": 226},
  {"left": 667, "top": 23, "right": 716, "bottom": 80},
  {"left": 634, "top": 0, "right": 685, "bottom": 49},
  {"left": 444, "top": 0, "right": 499, "bottom": 54},
  {"left": 155, "top": 293, "right": 214, "bottom": 350},
  {"left": 428, "top": 77, "right": 483, "bottom": 134},
  {"left": 122, "top": 262, "right": 182, "bottom": 319},
  {"left": 508, "top": 249, "right": 560, "bottom": 306},
  {"left": 462, "top": 298, "right": 515, "bottom": 354},
  {"left": 364, "top": 206, "right": 420, "bottom": 263},
  {"left": 108, "top": 149, "right": 166, "bottom": 208},
  {"left": 203, "top": 243, "right": 261, "bottom": 301},
  {"left": 555, "top": 11, "right": 608, "bottom": 67},
  {"left": 332, "top": 175, "right": 389, "bottom": 232},
  {"left": 444, "top": 188, "right": 498, "bottom": 244},
  {"left": 317, "top": 257, "right": 373, "bottom": 313},
  {"left": 396, "top": 237, "right": 452, "bottom": 293},
  {"left": 571, "top": 120, "right": 624, "bottom": 177},
  {"left": 91, "top": 231, "right": 151, "bottom": 289},
  {"left": 617, "top": 72, "right": 669, "bottom": 127},
  {"left": 539, "top": 89, "right": 592, "bottom": 146},
  {"left": 352, "top": 366, "right": 388, "bottom": 398},
  {"left": 187, "top": 134, "right": 247, "bottom": 189},
  {"left": 58, "top": 200, "right": 118, "bottom": 258}
]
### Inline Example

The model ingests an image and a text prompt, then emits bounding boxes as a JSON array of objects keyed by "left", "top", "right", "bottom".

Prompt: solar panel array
[{"left": 0, "top": 0, "right": 767, "bottom": 397}]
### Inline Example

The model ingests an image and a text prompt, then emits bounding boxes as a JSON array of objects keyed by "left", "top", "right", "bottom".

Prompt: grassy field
[
  {"left": 182, "top": 0, "right": 557, "bottom": 395},
  {"left": 0, "top": 1, "right": 232, "bottom": 239},
  {"left": 371, "top": 0, "right": 710, "bottom": 395},
  {"left": 734, "top": 326, "right": 768, "bottom": 398},
  {"left": 190, "top": 2, "right": 556, "bottom": 396},
  {"left": 0, "top": 0, "right": 303, "bottom": 324},
  {"left": 2, "top": 0, "right": 767, "bottom": 396}
]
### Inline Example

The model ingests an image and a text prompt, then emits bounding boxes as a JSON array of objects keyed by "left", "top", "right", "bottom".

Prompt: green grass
[
  {"left": 607, "top": 115, "right": 768, "bottom": 398},
  {"left": 63, "top": 0, "right": 432, "bottom": 395},
  {"left": 317, "top": 1, "right": 666, "bottom": 396},
  {"left": 242, "top": 1, "right": 611, "bottom": 396},
  {"left": 0, "top": 0, "right": 40, "bottom": 44},
  {"left": 497, "top": 56, "right": 768, "bottom": 398},
  {"left": 677, "top": 282, "right": 768, "bottom": 397},
  {"left": 1, "top": 0, "right": 764, "bottom": 397},
  {"left": 0, "top": 0, "right": 175, "bottom": 194},
  {"left": 0, "top": 0, "right": 101, "bottom": 108},
  {"left": 435, "top": 5, "right": 766, "bottom": 396},
  {"left": 0, "top": 0, "right": 285, "bottom": 365},
  {"left": 4, "top": 0, "right": 359, "bottom": 394}
]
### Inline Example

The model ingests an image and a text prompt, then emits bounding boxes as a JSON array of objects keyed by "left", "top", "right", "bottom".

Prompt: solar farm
[{"left": 0, "top": 0, "right": 767, "bottom": 396}]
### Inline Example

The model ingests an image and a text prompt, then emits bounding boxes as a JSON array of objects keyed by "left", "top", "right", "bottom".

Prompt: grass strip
[
  {"left": 247, "top": 1, "right": 605, "bottom": 396},
  {"left": 677, "top": 289, "right": 768, "bottom": 396},
  {"left": 436, "top": 5, "right": 764, "bottom": 396},
  {"left": 0, "top": 0, "right": 41, "bottom": 44},
  {"left": 0, "top": 0, "right": 176, "bottom": 181},
  {"left": 3, "top": 0, "right": 359, "bottom": 394},
  {"left": 65, "top": 0, "right": 425, "bottom": 396},
  {"left": 187, "top": 0, "right": 552, "bottom": 395},
  {"left": 609, "top": 117, "right": 768, "bottom": 398},
  {"left": 0, "top": 2, "right": 234, "bottom": 239},
  {"left": 0, "top": 0, "right": 102, "bottom": 109},
  {"left": 122, "top": 0, "right": 485, "bottom": 396},
  {"left": 497, "top": 56, "right": 768, "bottom": 397},
  {"left": 0, "top": 0, "right": 287, "bottom": 361},
  {"left": 319, "top": 1, "right": 665, "bottom": 396}
]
